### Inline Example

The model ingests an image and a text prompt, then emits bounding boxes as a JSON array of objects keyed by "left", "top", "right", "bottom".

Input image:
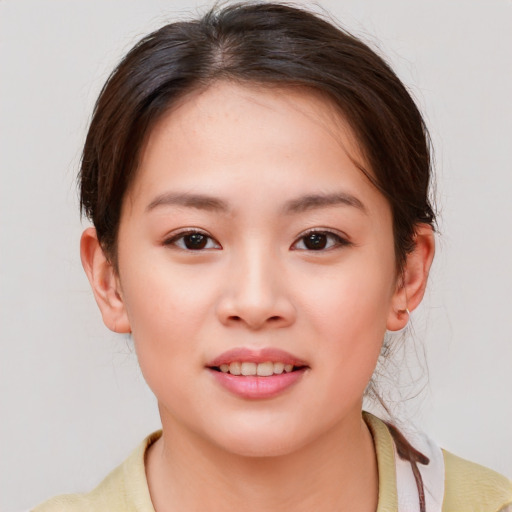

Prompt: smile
[
  {"left": 207, "top": 348, "right": 309, "bottom": 399},
  {"left": 216, "top": 361, "right": 298, "bottom": 376}
]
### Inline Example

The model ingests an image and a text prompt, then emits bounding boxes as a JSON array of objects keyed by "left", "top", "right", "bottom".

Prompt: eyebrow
[
  {"left": 282, "top": 192, "right": 367, "bottom": 215},
  {"left": 146, "top": 192, "right": 230, "bottom": 213},
  {"left": 145, "top": 191, "right": 366, "bottom": 215}
]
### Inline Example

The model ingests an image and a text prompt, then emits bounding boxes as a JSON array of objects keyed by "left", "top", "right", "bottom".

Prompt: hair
[{"left": 79, "top": 2, "right": 436, "bottom": 509}]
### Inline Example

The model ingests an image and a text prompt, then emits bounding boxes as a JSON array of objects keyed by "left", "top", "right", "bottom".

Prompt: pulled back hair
[
  {"left": 81, "top": 1, "right": 435, "bottom": 268},
  {"left": 80, "top": 3, "right": 435, "bottom": 509}
]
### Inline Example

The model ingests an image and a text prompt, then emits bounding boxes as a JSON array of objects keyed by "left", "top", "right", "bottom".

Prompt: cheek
[
  {"left": 300, "top": 256, "right": 395, "bottom": 336},
  {"left": 294, "top": 253, "right": 396, "bottom": 384},
  {"left": 118, "top": 258, "right": 219, "bottom": 372},
  {"left": 121, "top": 246, "right": 217, "bottom": 321},
  {"left": 118, "top": 262, "right": 223, "bottom": 420}
]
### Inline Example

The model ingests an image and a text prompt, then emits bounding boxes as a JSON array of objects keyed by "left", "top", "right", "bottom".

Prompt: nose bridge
[
  {"left": 218, "top": 240, "right": 295, "bottom": 329},
  {"left": 239, "top": 241, "right": 278, "bottom": 300}
]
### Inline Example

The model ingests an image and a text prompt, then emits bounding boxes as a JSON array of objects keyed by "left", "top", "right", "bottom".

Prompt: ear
[
  {"left": 387, "top": 224, "right": 435, "bottom": 331},
  {"left": 80, "top": 227, "right": 131, "bottom": 333}
]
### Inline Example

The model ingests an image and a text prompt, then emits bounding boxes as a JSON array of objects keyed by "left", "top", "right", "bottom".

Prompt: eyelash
[
  {"left": 163, "top": 229, "right": 221, "bottom": 251},
  {"left": 163, "top": 229, "right": 351, "bottom": 252},
  {"left": 292, "top": 229, "right": 351, "bottom": 251}
]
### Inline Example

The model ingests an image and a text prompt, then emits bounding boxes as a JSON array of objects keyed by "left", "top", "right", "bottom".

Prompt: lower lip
[{"left": 209, "top": 368, "right": 307, "bottom": 399}]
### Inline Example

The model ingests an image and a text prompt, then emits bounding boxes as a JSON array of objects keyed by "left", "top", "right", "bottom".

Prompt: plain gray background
[{"left": 1, "top": 0, "right": 511, "bottom": 510}]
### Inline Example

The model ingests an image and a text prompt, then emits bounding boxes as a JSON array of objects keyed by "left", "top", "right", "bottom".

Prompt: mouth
[
  {"left": 206, "top": 348, "right": 309, "bottom": 399},
  {"left": 209, "top": 361, "right": 307, "bottom": 376}
]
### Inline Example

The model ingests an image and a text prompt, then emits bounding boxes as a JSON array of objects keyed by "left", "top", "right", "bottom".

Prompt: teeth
[
  {"left": 257, "top": 361, "right": 273, "bottom": 376},
  {"left": 229, "top": 362, "right": 241, "bottom": 375},
  {"left": 241, "top": 362, "right": 257, "bottom": 376},
  {"left": 273, "top": 362, "right": 284, "bottom": 374},
  {"left": 218, "top": 361, "right": 300, "bottom": 376}
]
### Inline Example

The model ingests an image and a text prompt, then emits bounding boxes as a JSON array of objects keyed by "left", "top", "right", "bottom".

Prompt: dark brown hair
[
  {"left": 80, "top": 2, "right": 435, "bottom": 508},
  {"left": 80, "top": 1, "right": 435, "bottom": 267}
]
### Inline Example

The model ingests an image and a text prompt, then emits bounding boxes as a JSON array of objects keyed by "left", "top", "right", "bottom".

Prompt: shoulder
[
  {"left": 31, "top": 431, "right": 160, "bottom": 512},
  {"left": 31, "top": 463, "right": 129, "bottom": 512},
  {"left": 442, "top": 449, "right": 512, "bottom": 512},
  {"left": 364, "top": 412, "right": 512, "bottom": 512}
]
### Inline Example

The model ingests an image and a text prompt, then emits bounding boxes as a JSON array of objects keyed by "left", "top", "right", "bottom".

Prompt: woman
[{"left": 32, "top": 2, "right": 512, "bottom": 511}]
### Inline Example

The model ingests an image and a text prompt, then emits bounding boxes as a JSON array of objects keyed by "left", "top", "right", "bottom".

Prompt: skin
[{"left": 81, "top": 82, "right": 434, "bottom": 511}]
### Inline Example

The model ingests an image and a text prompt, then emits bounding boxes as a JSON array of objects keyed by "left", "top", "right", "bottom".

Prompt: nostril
[{"left": 227, "top": 315, "right": 285, "bottom": 327}]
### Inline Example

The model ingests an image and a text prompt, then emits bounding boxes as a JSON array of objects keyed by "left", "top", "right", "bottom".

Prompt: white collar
[{"left": 394, "top": 428, "right": 445, "bottom": 512}]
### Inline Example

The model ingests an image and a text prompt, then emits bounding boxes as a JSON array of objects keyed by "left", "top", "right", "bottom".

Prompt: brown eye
[
  {"left": 292, "top": 230, "right": 350, "bottom": 251},
  {"left": 183, "top": 233, "right": 208, "bottom": 250},
  {"left": 304, "top": 232, "right": 328, "bottom": 250},
  {"left": 164, "top": 230, "right": 221, "bottom": 251}
]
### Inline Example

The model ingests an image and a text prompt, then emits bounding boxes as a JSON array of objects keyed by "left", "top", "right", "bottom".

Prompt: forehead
[
  {"left": 126, "top": 81, "right": 384, "bottom": 217},
  {"left": 149, "top": 81, "right": 365, "bottom": 163}
]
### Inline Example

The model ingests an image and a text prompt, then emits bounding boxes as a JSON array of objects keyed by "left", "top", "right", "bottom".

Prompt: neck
[{"left": 146, "top": 409, "right": 379, "bottom": 512}]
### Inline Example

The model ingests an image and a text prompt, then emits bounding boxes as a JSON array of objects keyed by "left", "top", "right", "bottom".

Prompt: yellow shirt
[{"left": 33, "top": 414, "right": 512, "bottom": 512}]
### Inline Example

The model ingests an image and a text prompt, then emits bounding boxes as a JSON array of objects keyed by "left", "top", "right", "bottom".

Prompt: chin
[
  {"left": 205, "top": 414, "right": 317, "bottom": 459},
  {"left": 218, "top": 433, "right": 305, "bottom": 458}
]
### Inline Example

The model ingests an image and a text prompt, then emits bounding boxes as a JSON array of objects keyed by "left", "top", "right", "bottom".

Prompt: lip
[
  {"left": 206, "top": 347, "right": 309, "bottom": 399},
  {"left": 209, "top": 368, "right": 307, "bottom": 399},
  {"left": 207, "top": 347, "right": 308, "bottom": 367}
]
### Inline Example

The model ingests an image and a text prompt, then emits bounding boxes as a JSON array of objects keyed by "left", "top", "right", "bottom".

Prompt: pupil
[
  {"left": 305, "top": 233, "right": 327, "bottom": 250},
  {"left": 185, "top": 233, "right": 207, "bottom": 250}
]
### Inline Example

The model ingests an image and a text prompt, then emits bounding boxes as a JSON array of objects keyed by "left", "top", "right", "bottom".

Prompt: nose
[{"left": 216, "top": 247, "right": 296, "bottom": 330}]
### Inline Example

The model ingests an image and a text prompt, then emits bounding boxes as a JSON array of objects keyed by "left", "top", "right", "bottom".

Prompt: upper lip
[{"left": 207, "top": 347, "right": 309, "bottom": 368}]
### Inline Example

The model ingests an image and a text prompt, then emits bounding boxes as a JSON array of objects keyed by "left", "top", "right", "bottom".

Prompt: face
[{"left": 114, "top": 82, "right": 401, "bottom": 456}]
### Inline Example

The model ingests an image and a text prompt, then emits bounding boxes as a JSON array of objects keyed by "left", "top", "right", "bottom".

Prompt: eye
[
  {"left": 292, "top": 230, "right": 350, "bottom": 251},
  {"left": 164, "top": 230, "right": 221, "bottom": 251}
]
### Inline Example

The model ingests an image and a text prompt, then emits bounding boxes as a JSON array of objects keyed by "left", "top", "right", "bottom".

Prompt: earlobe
[
  {"left": 80, "top": 227, "right": 131, "bottom": 333},
  {"left": 387, "top": 224, "right": 435, "bottom": 332}
]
